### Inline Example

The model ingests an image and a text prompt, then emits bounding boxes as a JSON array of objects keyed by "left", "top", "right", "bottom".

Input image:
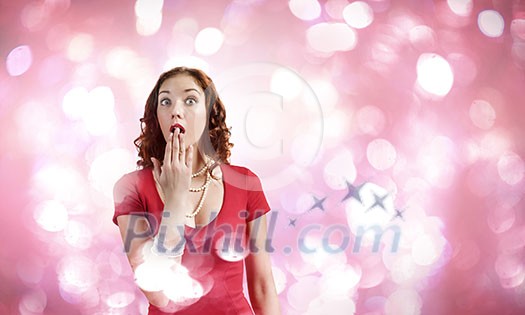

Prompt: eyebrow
[{"left": 158, "top": 88, "right": 201, "bottom": 95}]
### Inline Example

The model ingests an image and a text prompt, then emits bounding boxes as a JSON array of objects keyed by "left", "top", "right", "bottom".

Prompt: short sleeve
[
  {"left": 112, "top": 172, "right": 145, "bottom": 225},
  {"left": 245, "top": 169, "right": 271, "bottom": 222}
]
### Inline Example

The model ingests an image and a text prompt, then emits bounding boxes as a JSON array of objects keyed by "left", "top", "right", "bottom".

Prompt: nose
[{"left": 171, "top": 100, "right": 184, "bottom": 119}]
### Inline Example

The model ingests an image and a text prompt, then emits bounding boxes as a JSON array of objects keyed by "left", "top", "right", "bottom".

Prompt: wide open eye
[
  {"left": 185, "top": 97, "right": 197, "bottom": 105},
  {"left": 160, "top": 98, "right": 171, "bottom": 106}
]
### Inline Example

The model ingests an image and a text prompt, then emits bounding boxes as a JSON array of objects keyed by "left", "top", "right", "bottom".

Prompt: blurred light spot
[
  {"left": 495, "top": 254, "right": 523, "bottom": 279},
  {"left": 447, "top": 0, "right": 472, "bottom": 16},
  {"left": 408, "top": 25, "right": 436, "bottom": 51},
  {"left": 290, "top": 130, "right": 322, "bottom": 167},
  {"left": 343, "top": 1, "right": 374, "bottom": 29},
  {"left": 46, "top": 23, "right": 70, "bottom": 51},
  {"left": 512, "top": 42, "right": 525, "bottom": 68},
  {"left": 306, "top": 297, "right": 356, "bottom": 315},
  {"left": 34, "top": 200, "right": 69, "bottom": 232},
  {"left": 385, "top": 289, "right": 422, "bottom": 315},
  {"left": 136, "top": 13, "right": 163, "bottom": 36},
  {"left": 478, "top": 10, "right": 504, "bottom": 38},
  {"left": 306, "top": 23, "right": 358, "bottom": 53},
  {"left": 21, "top": 2, "right": 48, "bottom": 31},
  {"left": 168, "top": 32, "right": 194, "bottom": 56},
  {"left": 135, "top": 0, "right": 163, "bottom": 37},
  {"left": 66, "top": 33, "right": 93, "bottom": 62},
  {"left": 359, "top": 257, "right": 386, "bottom": 289},
  {"left": 287, "top": 276, "right": 320, "bottom": 312},
  {"left": 323, "top": 148, "right": 356, "bottom": 189},
  {"left": 18, "top": 288, "right": 47, "bottom": 314},
  {"left": 418, "top": 136, "right": 456, "bottom": 188},
  {"left": 62, "top": 86, "right": 89, "bottom": 120},
  {"left": 412, "top": 234, "right": 446, "bottom": 266},
  {"left": 88, "top": 148, "right": 136, "bottom": 199},
  {"left": 134, "top": 252, "right": 175, "bottom": 292},
  {"left": 416, "top": 53, "right": 454, "bottom": 97},
  {"left": 163, "top": 271, "right": 204, "bottom": 306},
  {"left": 105, "top": 47, "right": 139, "bottom": 79},
  {"left": 272, "top": 266, "right": 287, "bottom": 295},
  {"left": 289, "top": 0, "right": 321, "bottom": 21},
  {"left": 39, "top": 55, "right": 67, "bottom": 86},
  {"left": 135, "top": 0, "right": 163, "bottom": 18},
  {"left": 135, "top": 247, "right": 206, "bottom": 305},
  {"left": 325, "top": 0, "right": 350, "bottom": 20},
  {"left": 194, "top": 27, "right": 224, "bottom": 56},
  {"left": 245, "top": 102, "right": 282, "bottom": 148},
  {"left": 6, "top": 45, "right": 32, "bottom": 76},
  {"left": 215, "top": 235, "right": 249, "bottom": 262},
  {"left": 173, "top": 17, "right": 199, "bottom": 35},
  {"left": 64, "top": 220, "right": 92, "bottom": 249},
  {"left": 32, "top": 164, "right": 84, "bottom": 203},
  {"left": 469, "top": 99, "right": 496, "bottom": 130},
  {"left": 309, "top": 79, "right": 339, "bottom": 114},
  {"left": 270, "top": 68, "right": 303, "bottom": 100},
  {"left": 320, "top": 263, "right": 362, "bottom": 299},
  {"left": 367, "top": 138, "right": 396, "bottom": 170},
  {"left": 221, "top": 3, "right": 254, "bottom": 45},
  {"left": 17, "top": 257, "right": 44, "bottom": 285},
  {"left": 357, "top": 106, "right": 385, "bottom": 135},
  {"left": 323, "top": 109, "right": 349, "bottom": 144},
  {"left": 497, "top": 152, "right": 524, "bottom": 185},
  {"left": 105, "top": 291, "right": 135, "bottom": 308},
  {"left": 511, "top": 19, "right": 525, "bottom": 41},
  {"left": 390, "top": 254, "right": 419, "bottom": 284},
  {"left": 488, "top": 207, "right": 515, "bottom": 234},
  {"left": 57, "top": 255, "right": 99, "bottom": 295},
  {"left": 479, "top": 129, "right": 512, "bottom": 159},
  {"left": 84, "top": 86, "right": 117, "bottom": 136}
]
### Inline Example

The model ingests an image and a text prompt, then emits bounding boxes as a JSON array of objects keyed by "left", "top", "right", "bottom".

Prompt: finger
[
  {"left": 186, "top": 145, "right": 194, "bottom": 168},
  {"left": 172, "top": 128, "right": 180, "bottom": 164},
  {"left": 165, "top": 132, "right": 174, "bottom": 166},
  {"left": 179, "top": 131, "right": 186, "bottom": 162},
  {"left": 151, "top": 157, "right": 161, "bottom": 182}
]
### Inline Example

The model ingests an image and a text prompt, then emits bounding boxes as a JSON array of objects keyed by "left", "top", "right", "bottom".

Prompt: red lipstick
[{"left": 170, "top": 123, "right": 185, "bottom": 134}]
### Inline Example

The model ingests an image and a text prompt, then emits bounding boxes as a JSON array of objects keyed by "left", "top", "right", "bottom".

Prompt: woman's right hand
[{"left": 151, "top": 128, "right": 194, "bottom": 207}]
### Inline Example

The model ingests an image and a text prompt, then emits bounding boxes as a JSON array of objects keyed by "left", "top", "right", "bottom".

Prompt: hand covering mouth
[{"left": 170, "top": 123, "right": 185, "bottom": 134}]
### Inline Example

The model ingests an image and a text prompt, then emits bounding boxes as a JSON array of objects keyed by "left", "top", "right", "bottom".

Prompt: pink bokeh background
[{"left": 1, "top": 0, "right": 525, "bottom": 314}]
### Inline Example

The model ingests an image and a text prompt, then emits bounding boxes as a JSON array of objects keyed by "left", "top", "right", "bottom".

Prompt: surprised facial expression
[{"left": 156, "top": 74, "right": 207, "bottom": 150}]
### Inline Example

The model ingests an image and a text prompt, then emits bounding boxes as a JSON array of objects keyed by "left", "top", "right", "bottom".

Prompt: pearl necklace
[
  {"left": 186, "top": 159, "right": 214, "bottom": 218},
  {"left": 186, "top": 170, "right": 211, "bottom": 218},
  {"left": 154, "top": 160, "right": 215, "bottom": 218}
]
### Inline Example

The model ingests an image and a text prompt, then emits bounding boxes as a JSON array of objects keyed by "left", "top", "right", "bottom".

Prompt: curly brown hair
[{"left": 134, "top": 67, "right": 233, "bottom": 173}]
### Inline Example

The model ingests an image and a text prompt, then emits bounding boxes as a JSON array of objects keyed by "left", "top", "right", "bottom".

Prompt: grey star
[
  {"left": 309, "top": 196, "right": 327, "bottom": 211},
  {"left": 288, "top": 218, "right": 297, "bottom": 227},
  {"left": 366, "top": 192, "right": 389, "bottom": 212},
  {"left": 342, "top": 181, "right": 365, "bottom": 204},
  {"left": 391, "top": 208, "right": 406, "bottom": 221}
]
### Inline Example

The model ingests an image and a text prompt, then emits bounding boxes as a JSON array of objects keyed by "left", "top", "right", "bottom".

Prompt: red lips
[{"left": 170, "top": 123, "right": 185, "bottom": 134}]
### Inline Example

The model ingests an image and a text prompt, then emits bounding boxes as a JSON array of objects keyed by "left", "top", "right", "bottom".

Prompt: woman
[{"left": 113, "top": 67, "right": 281, "bottom": 314}]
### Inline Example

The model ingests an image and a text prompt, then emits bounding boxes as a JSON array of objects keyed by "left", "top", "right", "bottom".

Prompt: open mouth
[{"left": 170, "top": 123, "right": 185, "bottom": 134}]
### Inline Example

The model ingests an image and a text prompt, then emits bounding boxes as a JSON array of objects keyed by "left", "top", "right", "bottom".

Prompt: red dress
[{"left": 112, "top": 163, "right": 271, "bottom": 315}]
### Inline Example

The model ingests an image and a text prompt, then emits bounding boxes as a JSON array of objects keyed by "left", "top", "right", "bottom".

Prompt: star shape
[
  {"left": 391, "top": 208, "right": 406, "bottom": 221},
  {"left": 341, "top": 181, "right": 366, "bottom": 204},
  {"left": 309, "top": 196, "right": 327, "bottom": 211},
  {"left": 366, "top": 192, "right": 389, "bottom": 212},
  {"left": 288, "top": 218, "right": 297, "bottom": 227}
]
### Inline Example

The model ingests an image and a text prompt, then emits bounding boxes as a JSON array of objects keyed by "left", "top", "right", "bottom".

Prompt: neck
[{"left": 192, "top": 147, "right": 208, "bottom": 175}]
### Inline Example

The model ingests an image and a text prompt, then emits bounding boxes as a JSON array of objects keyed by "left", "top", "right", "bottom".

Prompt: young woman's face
[{"left": 156, "top": 74, "right": 207, "bottom": 150}]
